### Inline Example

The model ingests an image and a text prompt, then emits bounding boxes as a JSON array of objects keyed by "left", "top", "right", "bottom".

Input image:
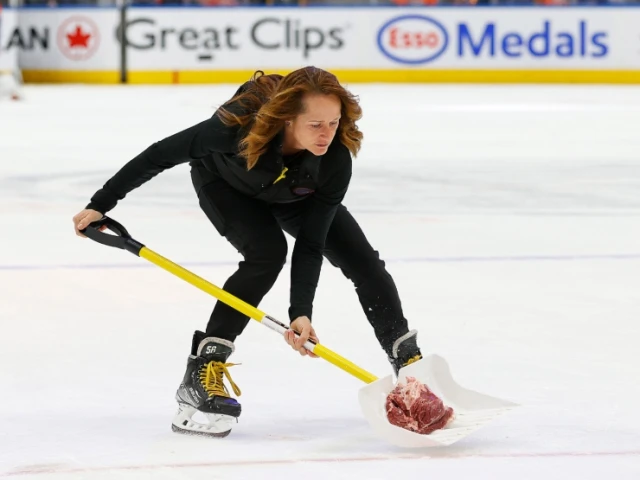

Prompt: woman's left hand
[{"left": 285, "top": 316, "right": 319, "bottom": 358}]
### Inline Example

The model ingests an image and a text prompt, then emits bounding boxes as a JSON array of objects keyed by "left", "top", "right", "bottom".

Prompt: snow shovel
[
  {"left": 359, "top": 355, "right": 519, "bottom": 447},
  {"left": 81, "top": 216, "right": 518, "bottom": 447}
]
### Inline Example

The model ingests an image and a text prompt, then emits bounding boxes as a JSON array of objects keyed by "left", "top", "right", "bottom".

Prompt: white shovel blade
[{"left": 358, "top": 354, "right": 519, "bottom": 448}]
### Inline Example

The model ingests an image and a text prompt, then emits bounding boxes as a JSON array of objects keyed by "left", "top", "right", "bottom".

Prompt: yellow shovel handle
[{"left": 82, "top": 217, "right": 379, "bottom": 384}]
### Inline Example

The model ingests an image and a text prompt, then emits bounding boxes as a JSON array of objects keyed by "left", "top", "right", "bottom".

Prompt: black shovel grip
[{"left": 81, "top": 216, "right": 145, "bottom": 256}]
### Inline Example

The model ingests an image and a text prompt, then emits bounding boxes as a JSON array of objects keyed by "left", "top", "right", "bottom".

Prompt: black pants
[{"left": 191, "top": 166, "right": 411, "bottom": 357}]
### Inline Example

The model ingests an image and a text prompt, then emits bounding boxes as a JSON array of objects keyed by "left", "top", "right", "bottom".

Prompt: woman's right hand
[{"left": 72, "top": 209, "right": 104, "bottom": 237}]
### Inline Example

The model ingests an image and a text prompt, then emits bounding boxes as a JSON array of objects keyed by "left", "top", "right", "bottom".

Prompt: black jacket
[{"left": 86, "top": 88, "right": 353, "bottom": 321}]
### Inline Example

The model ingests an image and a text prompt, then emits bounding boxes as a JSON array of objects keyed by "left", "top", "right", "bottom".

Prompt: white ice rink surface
[{"left": 1, "top": 83, "right": 639, "bottom": 479}]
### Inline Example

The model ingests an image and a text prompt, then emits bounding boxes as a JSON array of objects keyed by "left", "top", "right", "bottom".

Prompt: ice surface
[{"left": 0, "top": 84, "right": 639, "bottom": 479}]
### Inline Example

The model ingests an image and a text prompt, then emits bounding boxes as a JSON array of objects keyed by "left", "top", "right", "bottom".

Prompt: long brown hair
[{"left": 217, "top": 66, "right": 363, "bottom": 170}]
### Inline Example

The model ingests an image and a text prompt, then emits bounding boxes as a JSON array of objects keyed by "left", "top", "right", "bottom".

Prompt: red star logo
[
  {"left": 67, "top": 25, "right": 91, "bottom": 48},
  {"left": 57, "top": 16, "right": 100, "bottom": 60}
]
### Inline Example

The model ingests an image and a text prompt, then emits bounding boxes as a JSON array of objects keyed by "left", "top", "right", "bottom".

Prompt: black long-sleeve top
[{"left": 86, "top": 91, "right": 353, "bottom": 322}]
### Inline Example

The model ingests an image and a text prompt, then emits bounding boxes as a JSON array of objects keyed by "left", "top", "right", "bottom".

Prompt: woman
[{"left": 72, "top": 66, "right": 422, "bottom": 437}]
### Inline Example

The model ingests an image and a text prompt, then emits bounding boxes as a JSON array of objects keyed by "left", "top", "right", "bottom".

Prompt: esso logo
[{"left": 377, "top": 15, "right": 448, "bottom": 64}]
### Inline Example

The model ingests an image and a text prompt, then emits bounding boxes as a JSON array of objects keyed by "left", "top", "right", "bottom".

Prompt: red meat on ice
[{"left": 385, "top": 376, "right": 455, "bottom": 434}]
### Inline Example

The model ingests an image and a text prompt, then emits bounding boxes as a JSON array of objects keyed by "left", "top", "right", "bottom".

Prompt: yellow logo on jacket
[{"left": 273, "top": 167, "right": 288, "bottom": 184}]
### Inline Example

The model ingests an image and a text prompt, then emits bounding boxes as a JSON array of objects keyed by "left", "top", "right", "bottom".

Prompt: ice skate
[
  {"left": 0, "top": 72, "right": 22, "bottom": 101},
  {"left": 388, "top": 329, "right": 422, "bottom": 376},
  {"left": 171, "top": 331, "right": 241, "bottom": 438}
]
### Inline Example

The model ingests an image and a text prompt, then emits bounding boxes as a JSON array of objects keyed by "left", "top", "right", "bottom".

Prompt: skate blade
[
  {"left": 171, "top": 403, "right": 236, "bottom": 438},
  {"left": 358, "top": 355, "right": 520, "bottom": 448}
]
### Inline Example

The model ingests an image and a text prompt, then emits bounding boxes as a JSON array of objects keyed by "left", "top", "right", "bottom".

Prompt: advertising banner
[
  {"left": 123, "top": 8, "right": 640, "bottom": 71},
  {"left": 16, "top": 9, "right": 119, "bottom": 71},
  {"left": 12, "top": 7, "right": 640, "bottom": 84},
  {"left": 124, "top": 9, "right": 354, "bottom": 70},
  {"left": 374, "top": 11, "right": 635, "bottom": 69}
]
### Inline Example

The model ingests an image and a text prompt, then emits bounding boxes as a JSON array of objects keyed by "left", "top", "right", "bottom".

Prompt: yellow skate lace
[
  {"left": 404, "top": 355, "right": 422, "bottom": 367},
  {"left": 200, "top": 361, "right": 241, "bottom": 398}
]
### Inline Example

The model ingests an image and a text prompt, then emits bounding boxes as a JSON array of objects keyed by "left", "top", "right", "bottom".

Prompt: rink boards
[{"left": 2, "top": 6, "right": 640, "bottom": 84}]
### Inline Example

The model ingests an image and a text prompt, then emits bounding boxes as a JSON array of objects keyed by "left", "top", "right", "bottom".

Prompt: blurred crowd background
[{"left": 2, "top": 0, "right": 637, "bottom": 7}]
